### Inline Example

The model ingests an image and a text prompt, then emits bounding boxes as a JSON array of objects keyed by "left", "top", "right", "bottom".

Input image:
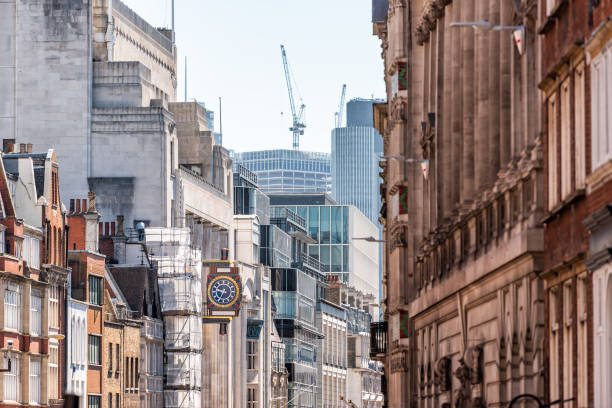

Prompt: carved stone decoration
[
  {"left": 453, "top": 360, "right": 471, "bottom": 408},
  {"left": 453, "top": 345, "right": 485, "bottom": 408},
  {"left": 415, "top": 0, "right": 451, "bottom": 45},
  {"left": 434, "top": 356, "right": 452, "bottom": 392},
  {"left": 390, "top": 223, "right": 407, "bottom": 251},
  {"left": 390, "top": 97, "right": 408, "bottom": 125}
]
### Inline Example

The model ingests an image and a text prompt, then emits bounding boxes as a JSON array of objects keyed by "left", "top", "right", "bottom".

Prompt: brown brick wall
[
  {"left": 541, "top": 0, "right": 589, "bottom": 76},
  {"left": 544, "top": 200, "right": 589, "bottom": 270}
]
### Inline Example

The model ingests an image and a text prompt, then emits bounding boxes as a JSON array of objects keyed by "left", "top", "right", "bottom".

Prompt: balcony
[
  {"left": 370, "top": 322, "right": 387, "bottom": 359},
  {"left": 291, "top": 252, "right": 322, "bottom": 273}
]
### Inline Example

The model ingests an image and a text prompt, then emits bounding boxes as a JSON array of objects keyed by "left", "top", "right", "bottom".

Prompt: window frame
[
  {"left": 88, "top": 275, "right": 103, "bottom": 306},
  {"left": 88, "top": 334, "right": 102, "bottom": 366}
]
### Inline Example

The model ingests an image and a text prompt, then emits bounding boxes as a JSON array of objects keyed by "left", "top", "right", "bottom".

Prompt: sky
[{"left": 121, "top": 0, "right": 385, "bottom": 153}]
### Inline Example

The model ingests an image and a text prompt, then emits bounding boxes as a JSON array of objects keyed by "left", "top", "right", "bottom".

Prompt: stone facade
[{"left": 373, "top": 0, "right": 546, "bottom": 406}]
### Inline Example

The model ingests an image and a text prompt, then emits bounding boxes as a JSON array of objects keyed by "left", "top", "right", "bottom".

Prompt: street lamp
[
  {"left": 49, "top": 333, "right": 65, "bottom": 340},
  {"left": 449, "top": 21, "right": 526, "bottom": 55},
  {"left": 378, "top": 155, "right": 429, "bottom": 179},
  {"left": 508, "top": 394, "right": 575, "bottom": 408},
  {"left": 353, "top": 236, "right": 387, "bottom": 243},
  {"left": 0, "top": 340, "right": 14, "bottom": 373}
]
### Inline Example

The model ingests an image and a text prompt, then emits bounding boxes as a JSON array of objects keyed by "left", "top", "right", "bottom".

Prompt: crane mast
[
  {"left": 280, "top": 44, "right": 306, "bottom": 150},
  {"left": 334, "top": 84, "right": 347, "bottom": 128}
]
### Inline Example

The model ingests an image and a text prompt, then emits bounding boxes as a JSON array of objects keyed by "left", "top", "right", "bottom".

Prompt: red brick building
[
  {"left": 539, "top": 0, "right": 612, "bottom": 406},
  {"left": 0, "top": 147, "right": 70, "bottom": 408},
  {"left": 67, "top": 195, "right": 106, "bottom": 408}
]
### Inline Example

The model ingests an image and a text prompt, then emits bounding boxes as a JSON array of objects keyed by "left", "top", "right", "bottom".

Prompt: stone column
[
  {"left": 460, "top": 0, "right": 475, "bottom": 204},
  {"left": 442, "top": 4, "right": 453, "bottom": 218},
  {"left": 475, "top": 0, "right": 490, "bottom": 192},
  {"left": 499, "top": 0, "right": 512, "bottom": 169},
  {"left": 450, "top": 2, "right": 462, "bottom": 213},
  {"left": 488, "top": 0, "right": 501, "bottom": 185}
]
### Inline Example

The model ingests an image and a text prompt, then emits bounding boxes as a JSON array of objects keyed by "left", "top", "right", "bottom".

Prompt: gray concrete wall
[
  {"left": 90, "top": 106, "right": 175, "bottom": 228},
  {"left": 1, "top": 0, "right": 92, "bottom": 199}
]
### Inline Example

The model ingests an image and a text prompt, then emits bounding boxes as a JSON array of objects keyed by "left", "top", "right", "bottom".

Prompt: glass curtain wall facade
[
  {"left": 273, "top": 205, "right": 351, "bottom": 282},
  {"left": 232, "top": 150, "right": 331, "bottom": 194}
]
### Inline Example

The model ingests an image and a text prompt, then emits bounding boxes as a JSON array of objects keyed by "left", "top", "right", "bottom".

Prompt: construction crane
[
  {"left": 280, "top": 44, "right": 306, "bottom": 150},
  {"left": 334, "top": 84, "right": 347, "bottom": 128}
]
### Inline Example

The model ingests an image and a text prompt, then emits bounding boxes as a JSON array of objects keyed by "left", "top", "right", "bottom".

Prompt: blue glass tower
[{"left": 331, "top": 98, "right": 384, "bottom": 225}]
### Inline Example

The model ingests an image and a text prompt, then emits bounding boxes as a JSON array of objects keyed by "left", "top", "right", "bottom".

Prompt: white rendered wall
[{"left": 349, "top": 207, "right": 380, "bottom": 300}]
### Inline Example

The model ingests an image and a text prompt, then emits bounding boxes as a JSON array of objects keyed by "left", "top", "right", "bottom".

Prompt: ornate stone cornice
[{"left": 415, "top": 0, "right": 451, "bottom": 45}]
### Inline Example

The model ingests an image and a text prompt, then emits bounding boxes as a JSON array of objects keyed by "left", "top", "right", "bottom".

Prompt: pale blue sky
[{"left": 121, "top": 0, "right": 385, "bottom": 153}]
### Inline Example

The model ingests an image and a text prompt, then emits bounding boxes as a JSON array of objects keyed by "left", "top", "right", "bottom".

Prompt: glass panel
[
  {"left": 343, "top": 207, "right": 349, "bottom": 244},
  {"left": 297, "top": 206, "right": 307, "bottom": 221},
  {"left": 343, "top": 245, "right": 349, "bottom": 272},
  {"left": 320, "top": 207, "right": 330, "bottom": 244},
  {"left": 308, "top": 245, "right": 319, "bottom": 260},
  {"left": 331, "top": 207, "right": 342, "bottom": 244},
  {"left": 332, "top": 245, "right": 342, "bottom": 272},
  {"left": 308, "top": 207, "right": 319, "bottom": 241},
  {"left": 320, "top": 245, "right": 330, "bottom": 272}
]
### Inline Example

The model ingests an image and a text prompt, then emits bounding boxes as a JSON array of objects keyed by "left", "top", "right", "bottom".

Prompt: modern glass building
[
  {"left": 269, "top": 194, "right": 380, "bottom": 301},
  {"left": 232, "top": 150, "right": 331, "bottom": 194},
  {"left": 331, "top": 98, "right": 384, "bottom": 225}
]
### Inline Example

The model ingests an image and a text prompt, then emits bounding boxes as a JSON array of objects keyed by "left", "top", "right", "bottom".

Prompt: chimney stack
[
  {"left": 26, "top": 143, "right": 32, "bottom": 153},
  {"left": 19, "top": 144, "right": 26, "bottom": 153}
]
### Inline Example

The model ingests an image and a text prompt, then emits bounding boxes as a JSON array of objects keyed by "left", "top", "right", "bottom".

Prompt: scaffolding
[{"left": 144, "top": 227, "right": 202, "bottom": 408}]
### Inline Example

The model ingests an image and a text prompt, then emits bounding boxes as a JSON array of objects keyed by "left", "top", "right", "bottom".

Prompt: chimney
[
  {"left": 26, "top": 143, "right": 32, "bottom": 153},
  {"left": 19, "top": 144, "right": 26, "bottom": 153},
  {"left": 7, "top": 143, "right": 13, "bottom": 153}
]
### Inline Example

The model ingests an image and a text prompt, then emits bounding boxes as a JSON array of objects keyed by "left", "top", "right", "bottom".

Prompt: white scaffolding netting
[{"left": 145, "top": 228, "right": 202, "bottom": 408}]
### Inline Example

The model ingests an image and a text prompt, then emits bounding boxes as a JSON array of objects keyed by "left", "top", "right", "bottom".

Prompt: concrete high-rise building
[
  {"left": 232, "top": 150, "right": 331, "bottom": 194},
  {"left": 331, "top": 99, "right": 384, "bottom": 225}
]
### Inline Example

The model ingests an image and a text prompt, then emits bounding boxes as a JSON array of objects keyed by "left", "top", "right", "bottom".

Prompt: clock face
[{"left": 208, "top": 276, "right": 239, "bottom": 307}]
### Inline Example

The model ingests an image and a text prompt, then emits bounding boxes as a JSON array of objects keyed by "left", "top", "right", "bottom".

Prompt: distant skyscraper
[
  {"left": 331, "top": 98, "right": 384, "bottom": 225},
  {"left": 232, "top": 149, "right": 331, "bottom": 194}
]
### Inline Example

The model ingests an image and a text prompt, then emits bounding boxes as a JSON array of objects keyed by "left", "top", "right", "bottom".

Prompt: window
[
  {"left": 30, "top": 357, "right": 41, "bottom": 404},
  {"left": 31, "top": 289, "right": 42, "bottom": 336},
  {"left": 88, "top": 335, "right": 101, "bottom": 365},
  {"left": 108, "top": 393, "right": 112, "bottom": 408},
  {"left": 248, "top": 387, "right": 258, "bottom": 408},
  {"left": 23, "top": 236, "right": 40, "bottom": 269},
  {"left": 108, "top": 343, "right": 113, "bottom": 372},
  {"left": 575, "top": 63, "right": 586, "bottom": 189},
  {"left": 0, "top": 230, "right": 5, "bottom": 254},
  {"left": 560, "top": 78, "right": 571, "bottom": 198},
  {"left": 4, "top": 283, "right": 20, "bottom": 331},
  {"left": 591, "top": 43, "right": 612, "bottom": 171},
  {"left": 49, "top": 285, "right": 59, "bottom": 329},
  {"left": 547, "top": 95, "right": 558, "bottom": 210},
  {"left": 115, "top": 394, "right": 119, "bottom": 408},
  {"left": 116, "top": 344, "right": 120, "bottom": 372},
  {"left": 88, "top": 395, "right": 101, "bottom": 408},
  {"left": 4, "top": 352, "right": 20, "bottom": 402},
  {"left": 89, "top": 275, "right": 103, "bottom": 306},
  {"left": 49, "top": 343, "right": 59, "bottom": 399},
  {"left": 247, "top": 340, "right": 258, "bottom": 370},
  {"left": 549, "top": 288, "right": 559, "bottom": 401}
]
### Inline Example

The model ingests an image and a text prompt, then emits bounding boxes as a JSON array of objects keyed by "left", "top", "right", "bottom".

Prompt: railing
[
  {"left": 179, "top": 165, "right": 224, "bottom": 193},
  {"left": 142, "top": 318, "right": 164, "bottom": 340},
  {"left": 270, "top": 207, "right": 307, "bottom": 230},
  {"left": 370, "top": 322, "right": 387, "bottom": 359},
  {"left": 291, "top": 253, "right": 322, "bottom": 272},
  {"left": 234, "top": 164, "right": 258, "bottom": 185}
]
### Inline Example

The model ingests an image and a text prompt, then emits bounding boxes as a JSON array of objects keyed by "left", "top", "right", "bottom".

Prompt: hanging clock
[{"left": 206, "top": 267, "right": 241, "bottom": 315}]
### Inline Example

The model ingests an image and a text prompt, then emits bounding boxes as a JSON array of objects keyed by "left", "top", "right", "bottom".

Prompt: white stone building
[{"left": 66, "top": 298, "right": 88, "bottom": 408}]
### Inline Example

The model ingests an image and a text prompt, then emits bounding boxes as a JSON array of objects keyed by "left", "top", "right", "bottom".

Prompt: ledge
[{"left": 540, "top": 188, "right": 586, "bottom": 223}]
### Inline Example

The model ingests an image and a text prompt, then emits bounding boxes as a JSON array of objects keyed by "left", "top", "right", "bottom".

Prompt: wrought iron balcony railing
[{"left": 370, "top": 321, "right": 388, "bottom": 359}]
